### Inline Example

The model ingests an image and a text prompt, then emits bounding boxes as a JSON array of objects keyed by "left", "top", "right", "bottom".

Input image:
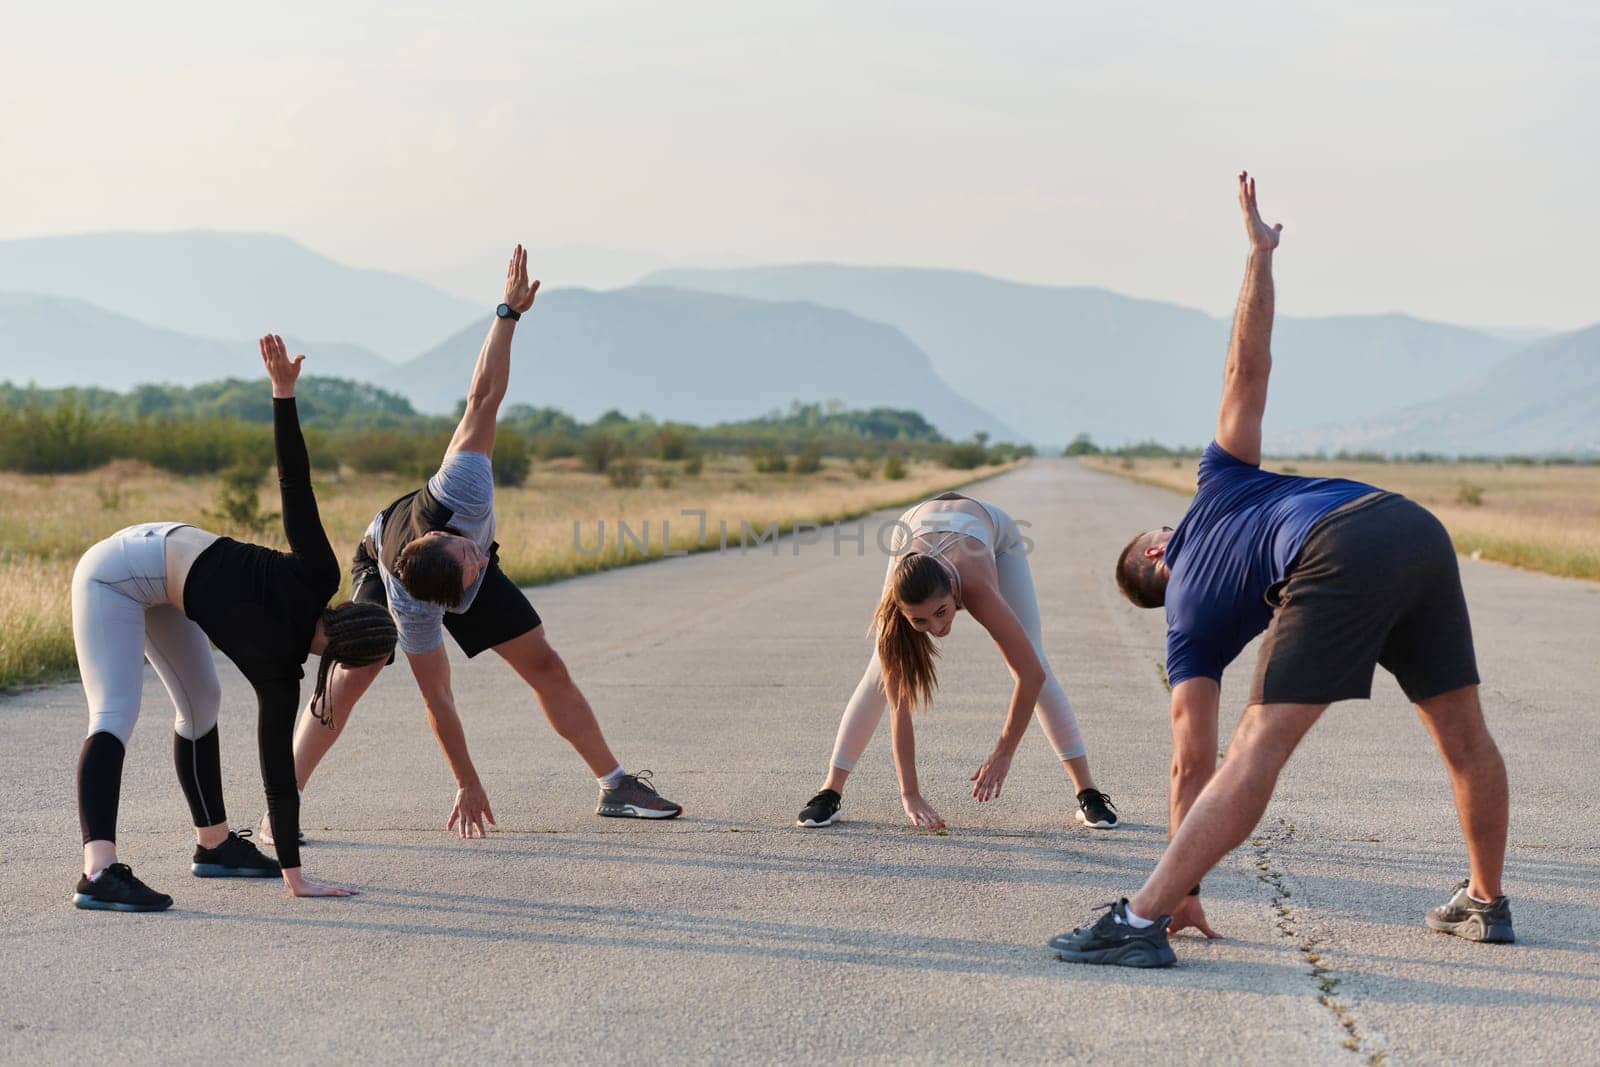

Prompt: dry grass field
[
  {"left": 1082, "top": 455, "right": 1600, "bottom": 582},
  {"left": 0, "top": 455, "right": 1015, "bottom": 691}
]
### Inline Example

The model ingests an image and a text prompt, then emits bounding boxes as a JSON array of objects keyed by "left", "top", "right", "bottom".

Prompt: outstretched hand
[
  {"left": 1238, "top": 171, "right": 1282, "bottom": 252},
  {"left": 447, "top": 782, "right": 497, "bottom": 838},
  {"left": 901, "top": 792, "right": 947, "bottom": 830},
  {"left": 1168, "top": 895, "right": 1222, "bottom": 939},
  {"left": 970, "top": 747, "right": 1013, "bottom": 802},
  {"left": 259, "top": 334, "right": 306, "bottom": 399},
  {"left": 503, "top": 245, "right": 541, "bottom": 314},
  {"left": 282, "top": 868, "right": 358, "bottom": 898}
]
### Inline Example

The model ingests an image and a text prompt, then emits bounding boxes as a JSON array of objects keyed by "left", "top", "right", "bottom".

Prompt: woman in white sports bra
[{"left": 796, "top": 492, "right": 1118, "bottom": 831}]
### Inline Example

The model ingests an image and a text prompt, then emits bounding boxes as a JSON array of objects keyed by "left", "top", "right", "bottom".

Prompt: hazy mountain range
[
  {"left": 0, "top": 232, "right": 476, "bottom": 358},
  {"left": 1273, "top": 324, "right": 1600, "bottom": 456},
  {"left": 646, "top": 265, "right": 1559, "bottom": 450},
  {"left": 0, "top": 232, "right": 1593, "bottom": 454},
  {"left": 395, "top": 286, "right": 1016, "bottom": 438}
]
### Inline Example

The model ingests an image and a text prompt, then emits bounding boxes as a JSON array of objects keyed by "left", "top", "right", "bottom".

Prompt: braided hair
[
  {"left": 309, "top": 601, "right": 398, "bottom": 728},
  {"left": 872, "top": 552, "right": 952, "bottom": 712}
]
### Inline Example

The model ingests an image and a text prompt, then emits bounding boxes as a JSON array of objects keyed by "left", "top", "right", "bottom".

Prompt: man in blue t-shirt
[{"left": 1052, "top": 173, "right": 1513, "bottom": 968}]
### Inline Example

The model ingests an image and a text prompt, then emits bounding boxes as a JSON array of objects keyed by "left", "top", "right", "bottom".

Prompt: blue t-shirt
[{"left": 1164, "top": 443, "right": 1378, "bottom": 687}]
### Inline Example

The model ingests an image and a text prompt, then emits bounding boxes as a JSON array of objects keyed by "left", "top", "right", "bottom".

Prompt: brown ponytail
[
  {"left": 872, "top": 552, "right": 952, "bottom": 712},
  {"left": 310, "top": 601, "right": 398, "bottom": 728}
]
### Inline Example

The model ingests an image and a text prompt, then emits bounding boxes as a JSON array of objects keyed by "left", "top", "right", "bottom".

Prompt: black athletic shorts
[
  {"left": 1249, "top": 492, "right": 1479, "bottom": 706},
  {"left": 350, "top": 540, "right": 542, "bottom": 662}
]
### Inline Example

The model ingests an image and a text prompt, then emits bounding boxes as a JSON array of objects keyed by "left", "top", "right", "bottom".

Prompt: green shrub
[
  {"left": 655, "top": 426, "right": 690, "bottom": 461},
  {"left": 941, "top": 441, "right": 989, "bottom": 470},
  {"left": 492, "top": 430, "right": 532, "bottom": 487},
  {"left": 607, "top": 456, "right": 644, "bottom": 488},
  {"left": 884, "top": 454, "right": 907, "bottom": 481},
  {"left": 1456, "top": 482, "right": 1485, "bottom": 507},
  {"left": 581, "top": 431, "right": 626, "bottom": 473},
  {"left": 793, "top": 444, "right": 824, "bottom": 474},
  {"left": 683, "top": 452, "right": 704, "bottom": 477},
  {"left": 531, "top": 432, "right": 577, "bottom": 460},
  {"left": 1063, "top": 434, "right": 1100, "bottom": 457},
  {"left": 340, "top": 428, "right": 445, "bottom": 480},
  {"left": 0, "top": 405, "right": 111, "bottom": 473},
  {"left": 205, "top": 462, "right": 278, "bottom": 535},
  {"left": 851, "top": 457, "right": 876, "bottom": 480},
  {"left": 751, "top": 445, "right": 788, "bottom": 474},
  {"left": 653, "top": 468, "right": 674, "bottom": 489}
]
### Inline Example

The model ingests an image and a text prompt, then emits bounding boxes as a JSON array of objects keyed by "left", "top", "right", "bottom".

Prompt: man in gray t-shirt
[
  {"left": 283, "top": 246, "right": 681, "bottom": 840},
  {"left": 368, "top": 450, "right": 496, "bottom": 656}
]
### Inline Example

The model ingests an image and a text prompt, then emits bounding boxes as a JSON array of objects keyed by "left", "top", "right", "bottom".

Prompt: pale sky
[{"left": 3, "top": 1, "right": 1596, "bottom": 328}]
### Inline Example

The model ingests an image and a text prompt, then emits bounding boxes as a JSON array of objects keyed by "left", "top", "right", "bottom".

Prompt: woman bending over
[
  {"left": 796, "top": 492, "right": 1118, "bottom": 831},
  {"left": 70, "top": 336, "right": 396, "bottom": 911}
]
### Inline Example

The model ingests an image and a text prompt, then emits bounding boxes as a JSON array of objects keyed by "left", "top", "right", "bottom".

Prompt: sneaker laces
[
  {"left": 1080, "top": 790, "right": 1116, "bottom": 812},
  {"left": 805, "top": 790, "right": 837, "bottom": 809},
  {"left": 621, "top": 770, "right": 659, "bottom": 795},
  {"left": 1072, "top": 899, "right": 1128, "bottom": 934}
]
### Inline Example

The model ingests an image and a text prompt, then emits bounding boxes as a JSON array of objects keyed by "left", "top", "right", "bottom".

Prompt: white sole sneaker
[
  {"left": 797, "top": 811, "right": 841, "bottom": 828},
  {"left": 1075, "top": 810, "right": 1118, "bottom": 829},
  {"left": 597, "top": 803, "right": 683, "bottom": 819}
]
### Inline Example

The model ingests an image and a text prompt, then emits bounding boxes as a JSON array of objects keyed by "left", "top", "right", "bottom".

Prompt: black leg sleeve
[
  {"left": 78, "top": 731, "right": 126, "bottom": 844},
  {"left": 173, "top": 726, "right": 228, "bottom": 829}
]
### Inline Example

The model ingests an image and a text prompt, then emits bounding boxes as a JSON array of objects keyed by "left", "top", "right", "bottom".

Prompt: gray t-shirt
[{"left": 368, "top": 450, "right": 497, "bottom": 655}]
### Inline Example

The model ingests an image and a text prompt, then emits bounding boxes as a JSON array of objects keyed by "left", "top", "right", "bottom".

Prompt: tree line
[{"left": 0, "top": 379, "right": 1035, "bottom": 483}]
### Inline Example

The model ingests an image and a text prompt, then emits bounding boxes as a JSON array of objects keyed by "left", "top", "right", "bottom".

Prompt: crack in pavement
[{"left": 1250, "top": 817, "right": 1391, "bottom": 1065}]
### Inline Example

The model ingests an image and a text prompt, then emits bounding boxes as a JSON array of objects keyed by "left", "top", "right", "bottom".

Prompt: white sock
[
  {"left": 1119, "top": 905, "right": 1156, "bottom": 929},
  {"left": 1468, "top": 891, "right": 1493, "bottom": 904},
  {"left": 598, "top": 766, "right": 628, "bottom": 789},
  {"left": 88, "top": 867, "right": 107, "bottom": 882}
]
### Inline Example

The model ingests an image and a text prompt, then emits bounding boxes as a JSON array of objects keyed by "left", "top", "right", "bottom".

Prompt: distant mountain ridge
[
  {"left": 0, "top": 292, "right": 396, "bottom": 390},
  {"left": 1271, "top": 323, "right": 1600, "bottom": 456},
  {"left": 643, "top": 264, "right": 1524, "bottom": 447},
  {"left": 0, "top": 284, "right": 1019, "bottom": 442},
  {"left": 0, "top": 231, "right": 476, "bottom": 358},
  {"left": 394, "top": 286, "right": 1019, "bottom": 439},
  {"left": 1, "top": 232, "right": 1590, "bottom": 454}
]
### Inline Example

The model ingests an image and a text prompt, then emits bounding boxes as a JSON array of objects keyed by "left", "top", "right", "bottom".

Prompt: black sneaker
[
  {"left": 1050, "top": 899, "right": 1176, "bottom": 968},
  {"left": 192, "top": 831, "right": 282, "bottom": 878},
  {"left": 797, "top": 789, "right": 842, "bottom": 828},
  {"left": 1426, "top": 879, "right": 1515, "bottom": 943},
  {"left": 73, "top": 863, "right": 174, "bottom": 912},
  {"left": 597, "top": 770, "right": 683, "bottom": 819},
  {"left": 1075, "top": 788, "right": 1119, "bottom": 829}
]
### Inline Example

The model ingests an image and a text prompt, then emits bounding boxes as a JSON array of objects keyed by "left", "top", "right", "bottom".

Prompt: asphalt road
[{"left": 2, "top": 458, "right": 1596, "bottom": 1064}]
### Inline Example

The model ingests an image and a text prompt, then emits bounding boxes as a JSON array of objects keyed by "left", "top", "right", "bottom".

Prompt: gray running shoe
[
  {"left": 1426, "top": 879, "right": 1515, "bottom": 943},
  {"left": 597, "top": 770, "right": 683, "bottom": 819},
  {"left": 1050, "top": 899, "right": 1177, "bottom": 968}
]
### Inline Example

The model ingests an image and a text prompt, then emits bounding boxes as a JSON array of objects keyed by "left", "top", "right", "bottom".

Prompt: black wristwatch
[{"left": 496, "top": 303, "right": 521, "bottom": 322}]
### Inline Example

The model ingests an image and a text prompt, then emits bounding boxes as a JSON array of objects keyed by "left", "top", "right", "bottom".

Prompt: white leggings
[
  {"left": 72, "top": 523, "right": 222, "bottom": 745},
  {"left": 829, "top": 501, "right": 1087, "bottom": 771}
]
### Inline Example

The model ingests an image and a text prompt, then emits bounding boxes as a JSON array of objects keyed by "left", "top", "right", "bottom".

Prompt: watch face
[{"left": 497, "top": 303, "right": 513, "bottom": 318}]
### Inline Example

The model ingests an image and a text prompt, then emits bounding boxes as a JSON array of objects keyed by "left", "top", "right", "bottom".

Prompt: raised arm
[
  {"left": 259, "top": 335, "right": 337, "bottom": 583},
  {"left": 447, "top": 245, "right": 541, "bottom": 457},
  {"left": 1214, "top": 171, "right": 1284, "bottom": 466}
]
